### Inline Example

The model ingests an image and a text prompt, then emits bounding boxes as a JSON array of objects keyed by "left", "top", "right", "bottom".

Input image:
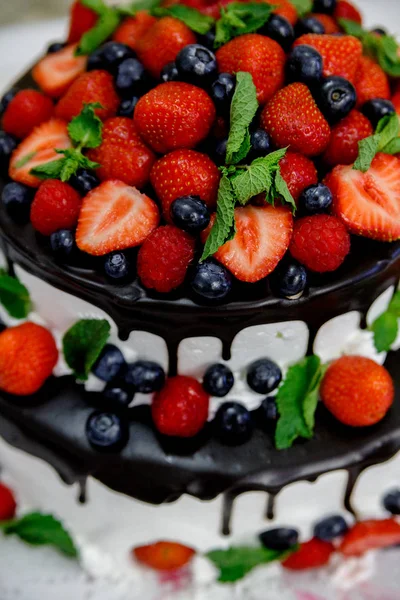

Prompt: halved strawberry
[
  {"left": 76, "top": 180, "right": 160, "bottom": 256},
  {"left": 201, "top": 205, "right": 293, "bottom": 283},
  {"left": 326, "top": 153, "right": 400, "bottom": 242},
  {"left": 32, "top": 44, "right": 87, "bottom": 98},
  {"left": 133, "top": 541, "right": 195, "bottom": 571},
  {"left": 68, "top": 1, "right": 98, "bottom": 44},
  {"left": 339, "top": 519, "right": 400, "bottom": 556},
  {"left": 9, "top": 119, "right": 71, "bottom": 188}
]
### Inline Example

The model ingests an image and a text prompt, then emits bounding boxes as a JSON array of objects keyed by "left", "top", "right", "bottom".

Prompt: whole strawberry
[
  {"left": 32, "top": 44, "right": 87, "bottom": 99},
  {"left": 216, "top": 34, "right": 285, "bottom": 105},
  {"left": 339, "top": 519, "right": 400, "bottom": 556},
  {"left": 150, "top": 150, "right": 220, "bottom": 220},
  {"left": 261, "top": 83, "right": 331, "bottom": 157},
  {"left": 152, "top": 376, "right": 209, "bottom": 437},
  {"left": 334, "top": 0, "right": 362, "bottom": 24},
  {"left": 310, "top": 13, "right": 340, "bottom": 34},
  {"left": 134, "top": 82, "right": 216, "bottom": 154},
  {"left": 2, "top": 90, "right": 54, "bottom": 139},
  {"left": 323, "top": 110, "right": 373, "bottom": 167},
  {"left": 0, "top": 483, "right": 17, "bottom": 521},
  {"left": 67, "top": 0, "right": 98, "bottom": 44},
  {"left": 282, "top": 539, "right": 334, "bottom": 570},
  {"left": 321, "top": 356, "right": 394, "bottom": 427},
  {"left": 87, "top": 117, "right": 156, "bottom": 189},
  {"left": 0, "top": 323, "right": 58, "bottom": 396},
  {"left": 279, "top": 152, "right": 318, "bottom": 202},
  {"left": 266, "top": 0, "right": 298, "bottom": 25},
  {"left": 31, "top": 180, "right": 82, "bottom": 236},
  {"left": 133, "top": 541, "right": 195, "bottom": 571},
  {"left": 113, "top": 11, "right": 157, "bottom": 51},
  {"left": 354, "top": 56, "right": 390, "bottom": 108}
]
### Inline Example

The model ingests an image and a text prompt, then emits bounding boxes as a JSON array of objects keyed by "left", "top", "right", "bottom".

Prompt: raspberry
[
  {"left": 290, "top": 214, "right": 350, "bottom": 273},
  {"left": 0, "top": 483, "right": 17, "bottom": 521},
  {"left": 137, "top": 225, "right": 195, "bottom": 293},
  {"left": 279, "top": 152, "right": 318, "bottom": 202},
  {"left": 31, "top": 180, "right": 82, "bottom": 236},
  {"left": 2, "top": 90, "right": 54, "bottom": 139},
  {"left": 282, "top": 539, "right": 334, "bottom": 570},
  {"left": 152, "top": 376, "right": 209, "bottom": 437}
]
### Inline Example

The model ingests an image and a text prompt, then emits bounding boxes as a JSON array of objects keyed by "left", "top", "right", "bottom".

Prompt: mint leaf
[
  {"left": 275, "top": 355, "right": 323, "bottom": 450},
  {"left": 201, "top": 175, "right": 236, "bottom": 261},
  {"left": 206, "top": 545, "right": 292, "bottom": 583},
  {"left": 380, "top": 137, "right": 400, "bottom": 155},
  {"left": 370, "top": 290, "right": 400, "bottom": 352},
  {"left": 376, "top": 113, "right": 400, "bottom": 147},
  {"left": 390, "top": 291, "right": 400, "bottom": 316},
  {"left": 354, "top": 113, "right": 400, "bottom": 172},
  {"left": 226, "top": 72, "right": 258, "bottom": 165},
  {"left": 119, "top": 0, "right": 161, "bottom": 16},
  {"left": 274, "top": 168, "right": 297, "bottom": 213},
  {"left": 231, "top": 149, "right": 287, "bottom": 205},
  {"left": 15, "top": 151, "right": 37, "bottom": 169},
  {"left": 0, "top": 271, "right": 31, "bottom": 319},
  {"left": 289, "top": 0, "right": 312, "bottom": 17},
  {"left": 153, "top": 5, "right": 214, "bottom": 34},
  {"left": 1, "top": 513, "right": 78, "bottom": 558},
  {"left": 81, "top": 0, "right": 107, "bottom": 13},
  {"left": 215, "top": 2, "right": 274, "bottom": 47},
  {"left": 31, "top": 159, "right": 64, "bottom": 180},
  {"left": 76, "top": 7, "right": 121, "bottom": 56},
  {"left": 68, "top": 103, "right": 103, "bottom": 148},
  {"left": 63, "top": 319, "right": 111, "bottom": 380},
  {"left": 338, "top": 18, "right": 364, "bottom": 36},
  {"left": 353, "top": 135, "right": 380, "bottom": 172}
]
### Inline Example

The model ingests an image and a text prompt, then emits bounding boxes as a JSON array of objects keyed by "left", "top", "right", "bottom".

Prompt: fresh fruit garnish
[
  {"left": 215, "top": 402, "right": 253, "bottom": 445},
  {"left": 314, "top": 76, "right": 356, "bottom": 124},
  {"left": 69, "top": 168, "right": 100, "bottom": 196},
  {"left": 133, "top": 541, "right": 196, "bottom": 571},
  {"left": 279, "top": 151, "right": 318, "bottom": 202},
  {"left": 0, "top": 322, "right": 58, "bottom": 396},
  {"left": 215, "top": 34, "right": 285, "bottom": 105},
  {"left": 311, "top": 13, "right": 340, "bottom": 34},
  {"left": 361, "top": 98, "right": 395, "bottom": 129},
  {"left": 259, "top": 527, "right": 299, "bottom": 551},
  {"left": 339, "top": 519, "right": 400, "bottom": 556},
  {"left": 323, "top": 109, "right": 373, "bottom": 167},
  {"left": 203, "top": 363, "right": 234, "bottom": 397},
  {"left": 176, "top": 44, "right": 218, "bottom": 87},
  {"left": 32, "top": 44, "right": 87, "bottom": 99},
  {"left": 1, "top": 182, "right": 34, "bottom": 224},
  {"left": 260, "top": 14, "right": 295, "bottom": 53},
  {"left": 354, "top": 56, "right": 390, "bottom": 108},
  {"left": 282, "top": 538, "right": 334, "bottom": 570},
  {"left": 76, "top": 180, "right": 160, "bottom": 256},
  {"left": 152, "top": 375, "right": 209, "bottom": 437},
  {"left": 171, "top": 196, "right": 211, "bottom": 234},
  {"left": 87, "top": 41, "right": 135, "bottom": 73},
  {"left": 191, "top": 260, "right": 232, "bottom": 301},
  {"left": 86, "top": 411, "right": 129, "bottom": 451},
  {"left": 247, "top": 358, "right": 282, "bottom": 395},
  {"left": 261, "top": 83, "right": 331, "bottom": 157},
  {"left": 320, "top": 355, "right": 395, "bottom": 427},
  {"left": 334, "top": 0, "right": 362, "bottom": 24},
  {"left": 137, "top": 225, "right": 195, "bottom": 293},
  {"left": 0, "top": 482, "right": 17, "bottom": 521},
  {"left": 0, "top": 132, "right": 17, "bottom": 176},
  {"left": 313, "top": 516, "right": 349, "bottom": 541},
  {"left": 383, "top": 489, "right": 400, "bottom": 515},
  {"left": 50, "top": 229, "right": 75, "bottom": 261},
  {"left": 286, "top": 45, "right": 323, "bottom": 87},
  {"left": 298, "top": 183, "right": 333, "bottom": 214},
  {"left": 104, "top": 251, "right": 131, "bottom": 282},
  {"left": 2, "top": 90, "right": 54, "bottom": 140},
  {"left": 290, "top": 214, "right": 350, "bottom": 273},
  {"left": 9, "top": 119, "right": 71, "bottom": 188},
  {"left": 134, "top": 82, "right": 216, "bottom": 154},
  {"left": 123, "top": 360, "right": 165, "bottom": 394},
  {"left": 30, "top": 179, "right": 82, "bottom": 236},
  {"left": 271, "top": 261, "right": 308, "bottom": 299},
  {"left": 295, "top": 16, "right": 325, "bottom": 36},
  {"left": 326, "top": 153, "right": 400, "bottom": 242},
  {"left": 313, "top": 0, "right": 336, "bottom": 14},
  {"left": 265, "top": 0, "right": 298, "bottom": 25},
  {"left": 67, "top": 0, "right": 98, "bottom": 44},
  {"left": 112, "top": 11, "right": 157, "bottom": 51}
]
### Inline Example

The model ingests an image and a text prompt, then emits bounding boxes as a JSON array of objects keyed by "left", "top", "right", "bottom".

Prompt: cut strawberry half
[
  {"left": 76, "top": 180, "right": 160, "bottom": 256},
  {"left": 202, "top": 205, "right": 293, "bottom": 283},
  {"left": 326, "top": 153, "right": 400, "bottom": 242},
  {"left": 133, "top": 541, "right": 195, "bottom": 571},
  {"left": 339, "top": 519, "right": 400, "bottom": 556},
  {"left": 32, "top": 44, "right": 87, "bottom": 98},
  {"left": 9, "top": 119, "right": 71, "bottom": 188}
]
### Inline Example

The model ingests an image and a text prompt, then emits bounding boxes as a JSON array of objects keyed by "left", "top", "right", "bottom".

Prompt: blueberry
[
  {"left": 1, "top": 182, "right": 34, "bottom": 224},
  {"left": 361, "top": 98, "right": 395, "bottom": 129},
  {"left": 314, "top": 76, "right": 356, "bottom": 124},
  {"left": 314, "top": 515, "right": 348, "bottom": 541},
  {"left": 117, "top": 96, "right": 139, "bottom": 117},
  {"left": 161, "top": 62, "right": 179, "bottom": 83},
  {"left": 103, "top": 382, "right": 134, "bottom": 408},
  {"left": 86, "top": 411, "right": 128, "bottom": 451},
  {"left": 260, "top": 15, "right": 294, "bottom": 52},
  {"left": 214, "top": 137, "right": 228, "bottom": 165},
  {"left": 0, "top": 88, "right": 18, "bottom": 116},
  {"left": 92, "top": 344, "right": 126, "bottom": 382},
  {"left": 198, "top": 28, "right": 216, "bottom": 50},
  {"left": 382, "top": 489, "right": 400, "bottom": 515},
  {"left": 299, "top": 183, "right": 333, "bottom": 214},
  {"left": 262, "top": 396, "right": 278, "bottom": 421},
  {"left": 295, "top": 16, "right": 325, "bottom": 36},
  {"left": 272, "top": 261, "right": 308, "bottom": 299},
  {"left": 371, "top": 27, "right": 387, "bottom": 36},
  {"left": 211, "top": 72, "right": 236, "bottom": 115},
  {"left": 176, "top": 44, "right": 218, "bottom": 86},
  {"left": 203, "top": 364, "right": 234, "bottom": 397},
  {"left": 104, "top": 251, "right": 131, "bottom": 281},
  {"left": 249, "top": 129, "right": 272, "bottom": 160},
  {"left": 286, "top": 45, "right": 323, "bottom": 86},
  {"left": 259, "top": 528, "right": 299, "bottom": 551},
  {"left": 88, "top": 42, "right": 135, "bottom": 73},
  {"left": 171, "top": 195, "right": 210, "bottom": 234},
  {"left": 115, "top": 58, "right": 147, "bottom": 97},
  {"left": 123, "top": 360, "right": 165, "bottom": 393},
  {"left": 0, "top": 132, "right": 17, "bottom": 174},
  {"left": 215, "top": 402, "right": 253, "bottom": 445},
  {"left": 47, "top": 41, "right": 67, "bottom": 54},
  {"left": 69, "top": 168, "right": 100, "bottom": 196},
  {"left": 191, "top": 260, "right": 232, "bottom": 301},
  {"left": 247, "top": 358, "right": 282, "bottom": 394},
  {"left": 312, "top": 0, "right": 336, "bottom": 14},
  {"left": 50, "top": 229, "right": 75, "bottom": 260}
]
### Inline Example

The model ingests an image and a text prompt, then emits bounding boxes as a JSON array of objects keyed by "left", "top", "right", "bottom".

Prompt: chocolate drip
[
  {"left": 77, "top": 477, "right": 88, "bottom": 505},
  {"left": 265, "top": 492, "right": 277, "bottom": 521},
  {"left": 221, "top": 491, "right": 236, "bottom": 536},
  {"left": 344, "top": 466, "right": 362, "bottom": 518}
]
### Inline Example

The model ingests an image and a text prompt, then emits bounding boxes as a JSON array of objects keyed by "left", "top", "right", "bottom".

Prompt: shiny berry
[
  {"left": 211, "top": 73, "right": 236, "bottom": 115},
  {"left": 176, "top": 44, "right": 218, "bottom": 87},
  {"left": 249, "top": 129, "right": 272, "bottom": 159},
  {"left": 261, "top": 15, "right": 294, "bottom": 52},
  {"left": 161, "top": 62, "right": 179, "bottom": 82},
  {"left": 383, "top": 489, "right": 400, "bottom": 515},
  {"left": 214, "top": 137, "right": 227, "bottom": 165},
  {"left": 69, "top": 168, "right": 100, "bottom": 196},
  {"left": 0, "top": 88, "right": 18, "bottom": 115},
  {"left": 198, "top": 28, "right": 216, "bottom": 50},
  {"left": 247, "top": 358, "right": 282, "bottom": 394},
  {"left": 314, "top": 515, "right": 349, "bottom": 541},
  {"left": 215, "top": 402, "right": 253, "bottom": 445},
  {"left": 313, "top": 0, "right": 336, "bottom": 14},
  {"left": 1, "top": 182, "right": 34, "bottom": 224},
  {"left": 104, "top": 251, "right": 131, "bottom": 281},
  {"left": 86, "top": 411, "right": 128, "bottom": 451},
  {"left": 115, "top": 58, "right": 147, "bottom": 97},
  {"left": 50, "top": 229, "right": 75, "bottom": 260},
  {"left": 314, "top": 76, "right": 357, "bottom": 124},
  {"left": 361, "top": 98, "right": 395, "bottom": 129},
  {"left": 88, "top": 41, "right": 135, "bottom": 73},
  {"left": 123, "top": 360, "right": 165, "bottom": 393},
  {"left": 117, "top": 96, "right": 139, "bottom": 117},
  {"left": 47, "top": 41, "right": 67, "bottom": 54},
  {"left": 203, "top": 364, "right": 234, "bottom": 397},
  {"left": 92, "top": 344, "right": 126, "bottom": 382},
  {"left": 262, "top": 396, "right": 278, "bottom": 420},
  {"left": 171, "top": 195, "right": 210, "bottom": 234},
  {"left": 260, "top": 528, "right": 299, "bottom": 551},
  {"left": 0, "top": 132, "right": 17, "bottom": 174},
  {"left": 272, "top": 261, "right": 308, "bottom": 299},
  {"left": 191, "top": 260, "right": 232, "bottom": 301},
  {"left": 295, "top": 16, "right": 325, "bottom": 36},
  {"left": 103, "top": 382, "right": 134, "bottom": 408},
  {"left": 286, "top": 45, "right": 323, "bottom": 85},
  {"left": 299, "top": 183, "right": 333, "bottom": 214}
]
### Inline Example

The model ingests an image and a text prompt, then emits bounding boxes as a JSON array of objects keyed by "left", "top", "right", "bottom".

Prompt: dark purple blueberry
[
  {"left": 262, "top": 396, "right": 278, "bottom": 421},
  {"left": 214, "top": 137, "right": 228, "bottom": 165},
  {"left": 286, "top": 45, "right": 323, "bottom": 86},
  {"left": 272, "top": 261, "right": 308, "bottom": 299},
  {"left": 215, "top": 402, "right": 253, "bottom": 445},
  {"left": 47, "top": 41, "right": 67, "bottom": 54},
  {"left": 104, "top": 251, "right": 131, "bottom": 281},
  {"left": 260, "top": 528, "right": 299, "bottom": 551},
  {"left": 115, "top": 58, "right": 147, "bottom": 97},
  {"left": 211, "top": 72, "right": 236, "bottom": 115},
  {"left": 50, "top": 229, "right": 75, "bottom": 260},
  {"left": 171, "top": 195, "right": 210, "bottom": 234},
  {"left": 249, "top": 129, "right": 272, "bottom": 160},
  {"left": 371, "top": 27, "right": 387, "bottom": 36},
  {"left": 313, "top": 0, "right": 336, "bottom": 14},
  {"left": 299, "top": 183, "right": 333, "bottom": 214},
  {"left": 103, "top": 382, "right": 134, "bottom": 408},
  {"left": 247, "top": 359, "right": 282, "bottom": 394},
  {"left": 0, "top": 88, "right": 18, "bottom": 116},
  {"left": 260, "top": 15, "right": 294, "bottom": 52},
  {"left": 87, "top": 42, "right": 135, "bottom": 73},
  {"left": 295, "top": 16, "right": 325, "bottom": 36},
  {"left": 1, "top": 182, "right": 34, "bottom": 224},
  {"left": 203, "top": 364, "right": 234, "bottom": 397},
  {"left": 161, "top": 62, "right": 179, "bottom": 83},
  {"left": 92, "top": 344, "right": 126, "bottom": 382},
  {"left": 383, "top": 489, "right": 400, "bottom": 515},
  {"left": 176, "top": 44, "right": 218, "bottom": 87},
  {"left": 198, "top": 28, "right": 216, "bottom": 50},
  {"left": 123, "top": 360, "right": 165, "bottom": 393},
  {"left": 69, "top": 168, "right": 100, "bottom": 196},
  {"left": 314, "top": 76, "right": 356, "bottom": 124},
  {"left": 117, "top": 96, "right": 139, "bottom": 117},
  {"left": 86, "top": 411, "right": 129, "bottom": 451},
  {"left": 191, "top": 260, "right": 232, "bottom": 301},
  {"left": 314, "top": 515, "right": 349, "bottom": 541},
  {"left": 0, "top": 132, "right": 17, "bottom": 174},
  {"left": 361, "top": 98, "right": 396, "bottom": 129}
]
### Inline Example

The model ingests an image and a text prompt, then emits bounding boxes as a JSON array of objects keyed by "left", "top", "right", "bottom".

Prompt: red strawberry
[
  {"left": 321, "top": 356, "right": 394, "bottom": 427},
  {"left": 261, "top": 83, "right": 331, "bottom": 157},
  {"left": 137, "top": 225, "right": 196, "bottom": 292},
  {"left": 293, "top": 34, "right": 362, "bottom": 84},
  {"left": 87, "top": 117, "right": 156, "bottom": 189},
  {"left": 113, "top": 11, "right": 157, "bottom": 51},
  {"left": 216, "top": 34, "right": 285, "bottom": 105},
  {"left": 392, "top": 88, "right": 400, "bottom": 115},
  {"left": 282, "top": 539, "right": 334, "bottom": 570},
  {"left": 354, "top": 56, "right": 390, "bottom": 108},
  {"left": 134, "top": 82, "right": 216, "bottom": 154},
  {"left": 279, "top": 152, "right": 318, "bottom": 202},
  {"left": 32, "top": 44, "right": 87, "bottom": 99},
  {"left": 30, "top": 180, "right": 82, "bottom": 236},
  {"left": 9, "top": 119, "right": 71, "bottom": 188},
  {"left": 323, "top": 110, "right": 373, "bottom": 167},
  {"left": 152, "top": 376, "right": 209, "bottom": 437},
  {"left": 310, "top": 13, "right": 340, "bottom": 34},
  {"left": 335, "top": 0, "right": 362, "bottom": 24},
  {"left": 202, "top": 205, "right": 293, "bottom": 283},
  {"left": 67, "top": 0, "right": 98, "bottom": 44},
  {"left": 136, "top": 17, "right": 196, "bottom": 78},
  {"left": 0, "top": 483, "right": 17, "bottom": 521},
  {"left": 326, "top": 153, "right": 400, "bottom": 242},
  {"left": 290, "top": 214, "right": 350, "bottom": 273},
  {"left": 133, "top": 541, "right": 195, "bottom": 571},
  {"left": 150, "top": 150, "right": 220, "bottom": 220},
  {"left": 339, "top": 519, "right": 400, "bottom": 556},
  {"left": 264, "top": 0, "right": 298, "bottom": 25},
  {"left": 76, "top": 180, "right": 160, "bottom": 256},
  {"left": 0, "top": 323, "right": 58, "bottom": 396},
  {"left": 55, "top": 70, "right": 119, "bottom": 122},
  {"left": 2, "top": 90, "right": 54, "bottom": 139}
]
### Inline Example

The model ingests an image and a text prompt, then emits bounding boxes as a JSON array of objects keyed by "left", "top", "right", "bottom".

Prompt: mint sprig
[
  {"left": 215, "top": 2, "right": 274, "bottom": 47},
  {"left": 63, "top": 319, "right": 111, "bottom": 381},
  {"left": 0, "top": 269, "right": 31, "bottom": 319},
  {"left": 226, "top": 71, "right": 258, "bottom": 165},
  {"left": 353, "top": 113, "right": 400, "bottom": 172},
  {"left": 153, "top": 5, "right": 215, "bottom": 34},
  {"left": 76, "top": 0, "right": 121, "bottom": 56},
  {"left": 370, "top": 290, "right": 400, "bottom": 352},
  {"left": 289, "top": 0, "right": 312, "bottom": 17},
  {"left": 201, "top": 175, "right": 236, "bottom": 260},
  {"left": 119, "top": 0, "right": 162, "bottom": 16}
]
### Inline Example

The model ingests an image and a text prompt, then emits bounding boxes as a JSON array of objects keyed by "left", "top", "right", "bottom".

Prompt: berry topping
[
  {"left": 191, "top": 260, "right": 232, "bottom": 301},
  {"left": 87, "top": 41, "right": 135, "bottom": 73},
  {"left": 271, "top": 260, "right": 308, "bottom": 299},
  {"left": 76, "top": 180, "right": 160, "bottom": 256},
  {"left": 361, "top": 98, "right": 395, "bottom": 129},
  {"left": 86, "top": 411, "right": 129, "bottom": 451},
  {"left": 211, "top": 72, "right": 236, "bottom": 115},
  {"left": 262, "top": 396, "right": 278, "bottom": 421},
  {"left": 67, "top": 0, "right": 98, "bottom": 44},
  {"left": 282, "top": 539, "right": 334, "bottom": 570},
  {"left": 266, "top": 0, "right": 298, "bottom": 25},
  {"left": 295, "top": 16, "right": 326, "bottom": 36},
  {"left": 0, "top": 133, "right": 17, "bottom": 175},
  {"left": 203, "top": 364, "right": 234, "bottom": 397},
  {"left": 69, "top": 168, "right": 100, "bottom": 196},
  {"left": 103, "top": 382, "right": 134, "bottom": 408},
  {"left": 323, "top": 109, "right": 373, "bottom": 167},
  {"left": 313, "top": 0, "right": 337, "bottom": 14},
  {"left": 259, "top": 528, "right": 299, "bottom": 551},
  {"left": 115, "top": 58, "right": 148, "bottom": 98},
  {"left": 171, "top": 196, "right": 211, "bottom": 234},
  {"left": 0, "top": 88, "right": 18, "bottom": 116},
  {"left": 248, "top": 129, "right": 272, "bottom": 160},
  {"left": 117, "top": 96, "right": 139, "bottom": 118},
  {"left": 260, "top": 15, "right": 295, "bottom": 52},
  {"left": 123, "top": 360, "right": 165, "bottom": 393},
  {"left": 314, "top": 515, "right": 349, "bottom": 541},
  {"left": 30, "top": 180, "right": 82, "bottom": 236},
  {"left": 1, "top": 182, "right": 34, "bottom": 224},
  {"left": 314, "top": 76, "right": 357, "bottom": 124},
  {"left": 2, "top": 90, "right": 54, "bottom": 140},
  {"left": 176, "top": 44, "right": 218, "bottom": 87},
  {"left": 92, "top": 344, "right": 126, "bottom": 383},
  {"left": 133, "top": 541, "right": 195, "bottom": 571},
  {"left": 215, "top": 402, "right": 253, "bottom": 445},
  {"left": 382, "top": 489, "right": 400, "bottom": 515},
  {"left": 0, "top": 483, "right": 17, "bottom": 521},
  {"left": 161, "top": 61, "right": 179, "bottom": 83},
  {"left": 320, "top": 355, "right": 395, "bottom": 427},
  {"left": 0, "top": 323, "right": 58, "bottom": 396},
  {"left": 339, "top": 519, "right": 400, "bottom": 556},
  {"left": 299, "top": 183, "right": 333, "bottom": 214},
  {"left": 247, "top": 358, "right": 282, "bottom": 395},
  {"left": 47, "top": 42, "right": 67, "bottom": 55},
  {"left": 104, "top": 251, "right": 131, "bottom": 281},
  {"left": 152, "top": 376, "right": 210, "bottom": 437},
  {"left": 286, "top": 45, "right": 324, "bottom": 86},
  {"left": 310, "top": 13, "right": 340, "bottom": 34},
  {"left": 334, "top": 0, "right": 362, "bottom": 24},
  {"left": 113, "top": 11, "right": 157, "bottom": 51},
  {"left": 279, "top": 152, "right": 318, "bottom": 202},
  {"left": 32, "top": 44, "right": 87, "bottom": 99},
  {"left": 50, "top": 229, "right": 75, "bottom": 260},
  {"left": 354, "top": 56, "right": 390, "bottom": 108}
]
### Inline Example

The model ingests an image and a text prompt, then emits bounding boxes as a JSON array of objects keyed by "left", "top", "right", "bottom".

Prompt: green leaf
[
  {"left": 80, "top": 0, "right": 108, "bottom": 14},
  {"left": 0, "top": 272, "right": 31, "bottom": 319},
  {"left": 76, "top": 7, "right": 121, "bottom": 56},
  {"left": 153, "top": 5, "right": 214, "bottom": 34},
  {"left": 390, "top": 290, "right": 400, "bottom": 317},
  {"left": 353, "top": 113, "right": 400, "bottom": 172},
  {"left": 226, "top": 71, "right": 258, "bottom": 165},
  {"left": 338, "top": 18, "right": 364, "bottom": 36},
  {"left": 230, "top": 149, "right": 286, "bottom": 205},
  {"left": 275, "top": 355, "right": 323, "bottom": 450},
  {"left": 380, "top": 137, "right": 400, "bottom": 155},
  {"left": 31, "top": 159, "right": 65, "bottom": 180},
  {"left": 206, "top": 545, "right": 292, "bottom": 583},
  {"left": 289, "top": 0, "right": 312, "bottom": 17},
  {"left": 119, "top": 0, "right": 161, "bottom": 16},
  {"left": 370, "top": 290, "right": 400, "bottom": 352},
  {"left": 15, "top": 151, "right": 37, "bottom": 169},
  {"left": 63, "top": 319, "right": 111, "bottom": 381},
  {"left": 68, "top": 103, "right": 103, "bottom": 149},
  {"left": 2, "top": 513, "right": 78, "bottom": 558},
  {"left": 201, "top": 175, "right": 236, "bottom": 261},
  {"left": 214, "top": 2, "right": 274, "bottom": 47},
  {"left": 376, "top": 113, "right": 400, "bottom": 149},
  {"left": 353, "top": 135, "right": 380, "bottom": 172},
  {"left": 274, "top": 167, "right": 297, "bottom": 213}
]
